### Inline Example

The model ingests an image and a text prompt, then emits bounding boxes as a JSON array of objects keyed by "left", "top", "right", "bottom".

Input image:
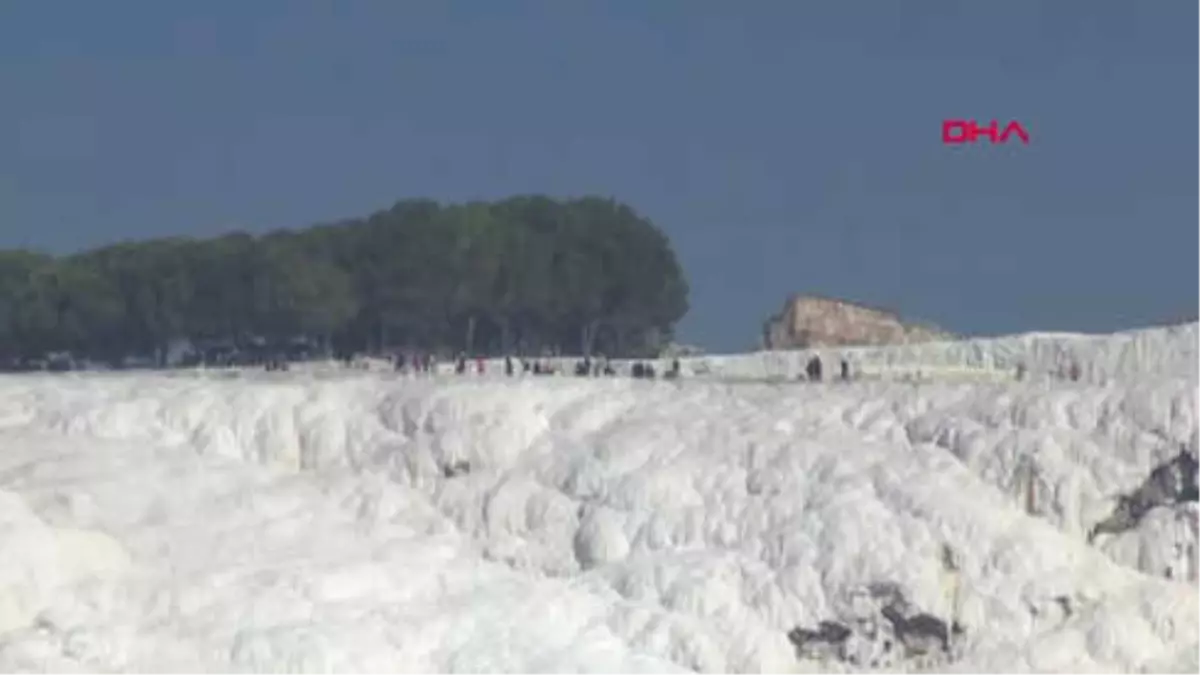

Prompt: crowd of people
[
  {"left": 385, "top": 352, "right": 860, "bottom": 383},
  {"left": 805, "top": 355, "right": 855, "bottom": 383},
  {"left": 371, "top": 351, "right": 686, "bottom": 381},
  {"left": 336, "top": 352, "right": 1078, "bottom": 385},
  {"left": 330, "top": 340, "right": 1083, "bottom": 386},
  {"left": 333, "top": 350, "right": 861, "bottom": 384}
]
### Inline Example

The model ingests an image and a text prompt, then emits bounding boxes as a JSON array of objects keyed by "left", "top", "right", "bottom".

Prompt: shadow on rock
[
  {"left": 786, "top": 581, "right": 965, "bottom": 669},
  {"left": 1089, "top": 447, "right": 1198, "bottom": 543}
]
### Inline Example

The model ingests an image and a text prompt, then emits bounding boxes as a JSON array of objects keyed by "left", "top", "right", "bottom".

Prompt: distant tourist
[
  {"left": 840, "top": 358, "right": 849, "bottom": 381},
  {"left": 455, "top": 353, "right": 466, "bottom": 375},
  {"left": 504, "top": 355, "right": 514, "bottom": 376},
  {"left": 665, "top": 359, "right": 681, "bottom": 380},
  {"left": 806, "top": 356, "right": 823, "bottom": 382}
]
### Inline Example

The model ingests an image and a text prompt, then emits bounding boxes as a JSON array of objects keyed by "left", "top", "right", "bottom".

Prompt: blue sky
[{"left": 1, "top": 1, "right": 1195, "bottom": 351}]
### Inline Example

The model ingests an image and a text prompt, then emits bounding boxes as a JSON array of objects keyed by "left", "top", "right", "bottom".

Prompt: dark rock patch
[
  {"left": 441, "top": 460, "right": 471, "bottom": 479},
  {"left": 1089, "top": 446, "right": 1198, "bottom": 543},
  {"left": 787, "top": 581, "right": 965, "bottom": 668}
]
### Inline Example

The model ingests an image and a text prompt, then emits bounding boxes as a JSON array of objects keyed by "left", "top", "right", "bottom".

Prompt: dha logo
[{"left": 942, "top": 119, "right": 1030, "bottom": 145}]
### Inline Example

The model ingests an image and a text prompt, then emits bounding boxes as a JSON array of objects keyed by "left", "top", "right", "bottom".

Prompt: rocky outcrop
[
  {"left": 1088, "top": 448, "right": 1198, "bottom": 543},
  {"left": 762, "top": 294, "right": 954, "bottom": 350},
  {"left": 786, "top": 580, "right": 965, "bottom": 669}
]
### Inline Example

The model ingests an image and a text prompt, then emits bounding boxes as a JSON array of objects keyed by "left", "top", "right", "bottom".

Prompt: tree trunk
[
  {"left": 580, "top": 320, "right": 601, "bottom": 357},
  {"left": 512, "top": 320, "right": 523, "bottom": 356},
  {"left": 498, "top": 318, "right": 512, "bottom": 354},
  {"left": 465, "top": 314, "right": 477, "bottom": 355}
]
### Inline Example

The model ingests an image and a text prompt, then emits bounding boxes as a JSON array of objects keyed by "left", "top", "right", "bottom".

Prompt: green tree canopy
[{"left": 0, "top": 195, "right": 690, "bottom": 364}]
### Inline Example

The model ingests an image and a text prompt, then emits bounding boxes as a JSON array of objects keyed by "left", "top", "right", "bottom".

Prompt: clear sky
[{"left": 2, "top": 1, "right": 1196, "bottom": 351}]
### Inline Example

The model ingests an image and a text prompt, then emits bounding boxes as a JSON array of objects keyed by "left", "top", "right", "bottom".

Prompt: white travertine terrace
[{"left": 0, "top": 323, "right": 1194, "bottom": 671}]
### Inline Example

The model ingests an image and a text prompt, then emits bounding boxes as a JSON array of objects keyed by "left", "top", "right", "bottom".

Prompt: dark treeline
[{"left": 0, "top": 195, "right": 689, "bottom": 367}]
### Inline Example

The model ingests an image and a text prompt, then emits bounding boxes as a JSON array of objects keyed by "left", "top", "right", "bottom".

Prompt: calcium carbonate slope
[
  {"left": 678, "top": 322, "right": 1198, "bottom": 382},
  {"left": 0, "top": 324, "right": 1194, "bottom": 672},
  {"left": 338, "top": 322, "right": 1197, "bottom": 384}
]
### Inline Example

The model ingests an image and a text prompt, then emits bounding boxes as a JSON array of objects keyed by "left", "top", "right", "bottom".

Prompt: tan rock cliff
[{"left": 762, "top": 295, "right": 954, "bottom": 350}]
